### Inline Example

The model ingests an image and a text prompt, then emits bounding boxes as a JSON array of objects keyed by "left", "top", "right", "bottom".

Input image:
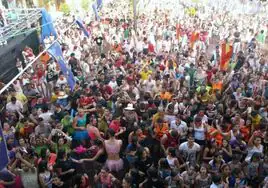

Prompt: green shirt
[
  {"left": 61, "top": 117, "right": 74, "bottom": 135},
  {"left": 35, "top": 145, "right": 48, "bottom": 156},
  {"left": 257, "top": 33, "right": 265, "bottom": 44}
]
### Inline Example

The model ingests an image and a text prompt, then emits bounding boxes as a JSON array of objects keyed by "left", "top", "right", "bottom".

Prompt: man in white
[
  {"left": 170, "top": 116, "right": 188, "bottom": 142},
  {"left": 6, "top": 97, "right": 23, "bottom": 113},
  {"left": 178, "top": 135, "right": 200, "bottom": 165},
  {"left": 38, "top": 106, "right": 53, "bottom": 124},
  {"left": 108, "top": 77, "right": 118, "bottom": 91},
  {"left": 35, "top": 117, "right": 51, "bottom": 138}
]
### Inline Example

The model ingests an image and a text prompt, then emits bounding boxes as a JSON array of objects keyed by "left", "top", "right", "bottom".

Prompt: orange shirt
[
  {"left": 154, "top": 123, "right": 169, "bottom": 140},
  {"left": 207, "top": 127, "right": 223, "bottom": 146},
  {"left": 240, "top": 126, "right": 250, "bottom": 142},
  {"left": 160, "top": 92, "right": 172, "bottom": 101},
  {"left": 212, "top": 81, "right": 223, "bottom": 92},
  {"left": 40, "top": 52, "right": 50, "bottom": 69}
]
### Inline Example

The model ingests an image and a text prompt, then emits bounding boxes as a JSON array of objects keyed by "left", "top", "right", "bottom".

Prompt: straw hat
[
  {"left": 124, "top": 103, "right": 135, "bottom": 111},
  {"left": 57, "top": 91, "right": 68, "bottom": 99}
]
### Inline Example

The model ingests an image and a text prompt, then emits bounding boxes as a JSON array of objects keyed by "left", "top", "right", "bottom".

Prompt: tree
[
  {"left": 59, "top": 2, "right": 71, "bottom": 15},
  {"left": 81, "top": 0, "right": 90, "bottom": 11}
]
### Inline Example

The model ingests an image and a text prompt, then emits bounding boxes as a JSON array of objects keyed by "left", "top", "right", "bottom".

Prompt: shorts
[{"left": 195, "top": 139, "right": 206, "bottom": 146}]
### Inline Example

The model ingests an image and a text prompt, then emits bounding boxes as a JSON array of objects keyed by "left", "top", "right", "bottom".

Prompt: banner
[
  {"left": 97, "top": 0, "right": 103, "bottom": 9},
  {"left": 76, "top": 19, "right": 90, "bottom": 38},
  {"left": 0, "top": 125, "right": 9, "bottom": 171},
  {"left": 92, "top": 3, "right": 100, "bottom": 21},
  {"left": 41, "top": 8, "right": 57, "bottom": 43},
  {"left": 48, "top": 42, "right": 76, "bottom": 90}
]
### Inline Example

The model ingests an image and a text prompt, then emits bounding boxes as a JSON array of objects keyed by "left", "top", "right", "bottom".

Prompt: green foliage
[
  {"left": 43, "top": 0, "right": 52, "bottom": 5},
  {"left": 81, "top": 0, "right": 90, "bottom": 11},
  {"left": 60, "top": 3, "right": 71, "bottom": 15}
]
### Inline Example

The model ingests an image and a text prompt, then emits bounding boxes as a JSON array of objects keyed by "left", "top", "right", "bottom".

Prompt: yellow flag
[{"left": 187, "top": 7, "right": 196, "bottom": 16}]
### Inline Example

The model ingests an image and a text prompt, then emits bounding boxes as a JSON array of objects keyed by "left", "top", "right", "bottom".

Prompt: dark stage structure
[{"left": 0, "top": 30, "right": 39, "bottom": 83}]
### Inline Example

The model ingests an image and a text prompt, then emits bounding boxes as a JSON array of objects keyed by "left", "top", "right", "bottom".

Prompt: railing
[{"left": 0, "top": 8, "right": 42, "bottom": 43}]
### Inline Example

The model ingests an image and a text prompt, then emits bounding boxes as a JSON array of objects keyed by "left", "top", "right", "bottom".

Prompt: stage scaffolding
[{"left": 0, "top": 8, "right": 42, "bottom": 44}]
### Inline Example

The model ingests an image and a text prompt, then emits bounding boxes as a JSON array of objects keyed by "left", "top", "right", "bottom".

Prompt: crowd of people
[{"left": 0, "top": 0, "right": 268, "bottom": 187}]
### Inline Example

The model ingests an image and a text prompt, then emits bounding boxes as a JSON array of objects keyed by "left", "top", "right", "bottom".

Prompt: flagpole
[{"left": 0, "top": 21, "right": 76, "bottom": 95}]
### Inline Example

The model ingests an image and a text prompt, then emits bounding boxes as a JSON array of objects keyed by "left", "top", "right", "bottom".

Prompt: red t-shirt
[
  {"left": 79, "top": 96, "right": 94, "bottom": 107},
  {"left": 109, "top": 120, "right": 121, "bottom": 133},
  {"left": 148, "top": 43, "right": 155, "bottom": 53},
  {"left": 163, "top": 133, "right": 179, "bottom": 149}
]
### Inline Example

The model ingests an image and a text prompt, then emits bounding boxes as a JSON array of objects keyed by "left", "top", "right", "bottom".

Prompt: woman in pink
[{"left": 104, "top": 129, "right": 124, "bottom": 172}]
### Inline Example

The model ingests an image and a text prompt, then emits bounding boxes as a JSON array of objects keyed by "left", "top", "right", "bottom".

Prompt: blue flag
[
  {"left": 0, "top": 125, "right": 9, "bottom": 171},
  {"left": 41, "top": 8, "right": 57, "bottom": 43},
  {"left": 92, "top": 3, "right": 100, "bottom": 21},
  {"left": 76, "top": 19, "right": 90, "bottom": 38},
  {"left": 48, "top": 42, "right": 76, "bottom": 91},
  {"left": 97, "top": 0, "right": 103, "bottom": 9}
]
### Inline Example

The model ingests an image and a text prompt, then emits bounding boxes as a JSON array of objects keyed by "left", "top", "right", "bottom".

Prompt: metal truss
[{"left": 0, "top": 8, "right": 42, "bottom": 44}]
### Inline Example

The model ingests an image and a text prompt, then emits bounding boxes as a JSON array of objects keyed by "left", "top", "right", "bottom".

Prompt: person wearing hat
[
  {"left": 56, "top": 91, "right": 69, "bottom": 108},
  {"left": 123, "top": 103, "right": 138, "bottom": 128}
]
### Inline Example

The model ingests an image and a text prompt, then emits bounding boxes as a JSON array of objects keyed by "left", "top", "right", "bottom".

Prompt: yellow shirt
[
  {"left": 152, "top": 112, "right": 164, "bottom": 125},
  {"left": 140, "top": 70, "right": 152, "bottom": 80},
  {"left": 251, "top": 115, "right": 262, "bottom": 129}
]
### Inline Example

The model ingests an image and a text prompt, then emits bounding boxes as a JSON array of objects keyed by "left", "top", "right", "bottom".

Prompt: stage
[{"left": 0, "top": 30, "right": 39, "bottom": 83}]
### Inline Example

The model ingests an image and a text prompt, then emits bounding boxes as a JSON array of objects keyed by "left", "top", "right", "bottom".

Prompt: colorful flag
[
  {"left": 0, "top": 125, "right": 9, "bottom": 171},
  {"left": 76, "top": 19, "right": 90, "bottom": 38},
  {"left": 220, "top": 42, "right": 233, "bottom": 71},
  {"left": 48, "top": 42, "right": 76, "bottom": 90},
  {"left": 41, "top": 8, "right": 57, "bottom": 43}
]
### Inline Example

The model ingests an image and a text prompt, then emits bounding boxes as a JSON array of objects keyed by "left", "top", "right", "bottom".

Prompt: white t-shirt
[
  {"left": 179, "top": 142, "right": 200, "bottom": 164},
  {"left": 245, "top": 145, "right": 263, "bottom": 162},
  {"left": 210, "top": 183, "right": 224, "bottom": 188},
  {"left": 39, "top": 111, "right": 53, "bottom": 123},
  {"left": 6, "top": 101, "right": 23, "bottom": 113},
  {"left": 170, "top": 120, "right": 188, "bottom": 139},
  {"left": 56, "top": 78, "right": 68, "bottom": 89},
  {"left": 108, "top": 80, "right": 118, "bottom": 91},
  {"left": 19, "top": 168, "right": 38, "bottom": 188},
  {"left": 136, "top": 41, "right": 143, "bottom": 52}
]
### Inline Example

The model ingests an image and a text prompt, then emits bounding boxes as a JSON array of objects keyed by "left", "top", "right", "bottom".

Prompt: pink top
[{"left": 105, "top": 140, "right": 120, "bottom": 155}]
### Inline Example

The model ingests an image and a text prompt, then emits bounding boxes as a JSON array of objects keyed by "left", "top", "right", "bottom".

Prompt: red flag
[
  {"left": 190, "top": 31, "right": 199, "bottom": 48},
  {"left": 220, "top": 42, "right": 233, "bottom": 71}
]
